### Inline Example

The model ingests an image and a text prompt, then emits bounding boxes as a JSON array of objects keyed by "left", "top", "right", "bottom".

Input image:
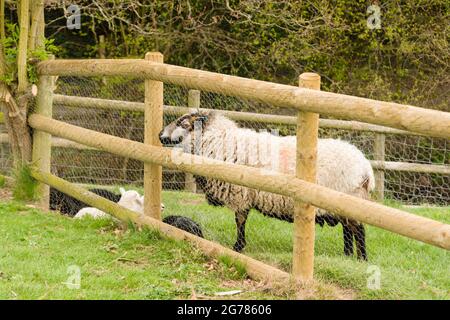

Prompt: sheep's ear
[
  {"left": 119, "top": 187, "right": 126, "bottom": 195},
  {"left": 135, "top": 195, "right": 144, "bottom": 206}
]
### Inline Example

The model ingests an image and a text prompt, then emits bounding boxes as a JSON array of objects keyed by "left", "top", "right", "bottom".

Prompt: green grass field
[
  {"left": 0, "top": 200, "right": 292, "bottom": 299},
  {"left": 0, "top": 187, "right": 449, "bottom": 299},
  {"left": 160, "top": 191, "right": 449, "bottom": 300}
]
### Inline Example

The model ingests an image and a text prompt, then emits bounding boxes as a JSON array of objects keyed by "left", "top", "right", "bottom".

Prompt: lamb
[
  {"left": 73, "top": 207, "right": 111, "bottom": 219},
  {"left": 74, "top": 188, "right": 144, "bottom": 219},
  {"left": 159, "top": 111, "right": 375, "bottom": 260},
  {"left": 74, "top": 188, "right": 165, "bottom": 219}
]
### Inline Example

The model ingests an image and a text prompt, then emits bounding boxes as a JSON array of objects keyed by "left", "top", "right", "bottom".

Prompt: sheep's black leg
[
  {"left": 233, "top": 210, "right": 249, "bottom": 252},
  {"left": 342, "top": 222, "right": 354, "bottom": 257},
  {"left": 354, "top": 223, "right": 367, "bottom": 261}
]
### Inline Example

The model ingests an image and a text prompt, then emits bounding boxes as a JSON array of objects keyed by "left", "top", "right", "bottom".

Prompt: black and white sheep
[
  {"left": 50, "top": 187, "right": 164, "bottom": 219},
  {"left": 74, "top": 188, "right": 145, "bottom": 219},
  {"left": 159, "top": 111, "right": 375, "bottom": 260},
  {"left": 50, "top": 187, "right": 120, "bottom": 216}
]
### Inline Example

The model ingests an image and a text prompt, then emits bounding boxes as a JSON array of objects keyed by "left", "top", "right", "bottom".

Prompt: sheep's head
[
  {"left": 118, "top": 188, "right": 144, "bottom": 214},
  {"left": 159, "top": 111, "right": 210, "bottom": 146},
  {"left": 118, "top": 188, "right": 165, "bottom": 214}
]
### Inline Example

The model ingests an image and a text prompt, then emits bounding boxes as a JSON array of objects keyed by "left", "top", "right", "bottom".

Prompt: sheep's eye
[
  {"left": 176, "top": 118, "right": 191, "bottom": 129},
  {"left": 176, "top": 115, "right": 190, "bottom": 126}
]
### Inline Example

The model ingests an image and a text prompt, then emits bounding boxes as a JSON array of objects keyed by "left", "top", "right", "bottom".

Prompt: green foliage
[
  {"left": 27, "top": 38, "right": 60, "bottom": 84},
  {"left": 0, "top": 23, "right": 20, "bottom": 85},
  {"left": 0, "top": 22, "right": 60, "bottom": 85},
  {"left": 48, "top": 0, "right": 448, "bottom": 111},
  {"left": 12, "top": 165, "right": 38, "bottom": 201}
]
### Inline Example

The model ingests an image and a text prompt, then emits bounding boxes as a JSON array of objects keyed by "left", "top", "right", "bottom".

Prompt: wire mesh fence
[
  {"left": 1, "top": 73, "right": 449, "bottom": 295},
  {"left": 42, "top": 76, "right": 449, "bottom": 205}
]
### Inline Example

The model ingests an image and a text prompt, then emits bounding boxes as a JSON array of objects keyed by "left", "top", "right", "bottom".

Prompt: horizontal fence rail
[
  {"left": 370, "top": 160, "right": 450, "bottom": 175},
  {"left": 38, "top": 59, "right": 450, "bottom": 139},
  {"left": 49, "top": 94, "right": 450, "bottom": 176},
  {"left": 53, "top": 94, "right": 421, "bottom": 136},
  {"left": 3, "top": 132, "right": 448, "bottom": 176},
  {"left": 30, "top": 170, "right": 291, "bottom": 283},
  {"left": 28, "top": 113, "right": 450, "bottom": 250}
]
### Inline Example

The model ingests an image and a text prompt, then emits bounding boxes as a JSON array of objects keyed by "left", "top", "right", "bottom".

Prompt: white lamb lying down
[{"left": 74, "top": 188, "right": 164, "bottom": 219}]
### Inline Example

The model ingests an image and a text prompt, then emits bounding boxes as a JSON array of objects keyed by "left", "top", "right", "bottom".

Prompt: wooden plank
[
  {"left": 37, "top": 59, "right": 450, "bottom": 139},
  {"left": 374, "top": 133, "right": 386, "bottom": 201},
  {"left": 371, "top": 161, "right": 450, "bottom": 175},
  {"left": 31, "top": 64, "right": 54, "bottom": 209},
  {"left": 185, "top": 90, "right": 200, "bottom": 193},
  {"left": 3, "top": 134, "right": 449, "bottom": 175},
  {"left": 52, "top": 94, "right": 423, "bottom": 136},
  {"left": 293, "top": 73, "right": 320, "bottom": 281},
  {"left": 144, "top": 52, "right": 163, "bottom": 220}
]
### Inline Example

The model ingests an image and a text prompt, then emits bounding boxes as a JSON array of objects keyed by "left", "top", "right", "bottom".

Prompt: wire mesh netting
[
  {"left": 0, "top": 75, "right": 449, "bottom": 293},
  {"left": 22, "top": 76, "right": 448, "bottom": 206}
]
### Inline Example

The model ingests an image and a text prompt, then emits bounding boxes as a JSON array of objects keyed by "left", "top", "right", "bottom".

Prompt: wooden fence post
[
  {"left": 292, "top": 72, "right": 320, "bottom": 282},
  {"left": 374, "top": 133, "right": 385, "bottom": 201},
  {"left": 185, "top": 89, "right": 200, "bottom": 193},
  {"left": 98, "top": 35, "right": 107, "bottom": 85},
  {"left": 31, "top": 56, "right": 55, "bottom": 210},
  {"left": 144, "top": 52, "right": 164, "bottom": 220}
]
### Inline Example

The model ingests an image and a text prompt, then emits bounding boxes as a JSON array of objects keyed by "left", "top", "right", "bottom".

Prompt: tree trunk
[{"left": 0, "top": 0, "right": 38, "bottom": 167}]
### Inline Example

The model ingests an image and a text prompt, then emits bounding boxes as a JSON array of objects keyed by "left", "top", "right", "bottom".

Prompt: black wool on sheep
[
  {"left": 163, "top": 215, "right": 204, "bottom": 238},
  {"left": 50, "top": 188, "right": 121, "bottom": 216}
]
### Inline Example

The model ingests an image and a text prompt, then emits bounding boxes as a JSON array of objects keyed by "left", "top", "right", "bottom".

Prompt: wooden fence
[
  {"left": 26, "top": 55, "right": 450, "bottom": 284},
  {"left": 3, "top": 91, "right": 449, "bottom": 199},
  {"left": 50, "top": 92, "right": 449, "bottom": 199}
]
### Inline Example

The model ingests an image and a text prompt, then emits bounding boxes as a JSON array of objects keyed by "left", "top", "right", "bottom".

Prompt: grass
[
  {"left": 12, "top": 165, "right": 38, "bottom": 201},
  {"left": 0, "top": 200, "right": 293, "bottom": 299},
  {"left": 0, "top": 185, "right": 449, "bottom": 299},
  {"left": 157, "top": 190, "right": 449, "bottom": 300}
]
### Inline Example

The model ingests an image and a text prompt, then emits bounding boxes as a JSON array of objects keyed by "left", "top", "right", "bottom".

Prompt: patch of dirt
[
  {"left": 0, "top": 188, "right": 12, "bottom": 201},
  {"left": 268, "top": 279, "right": 358, "bottom": 300}
]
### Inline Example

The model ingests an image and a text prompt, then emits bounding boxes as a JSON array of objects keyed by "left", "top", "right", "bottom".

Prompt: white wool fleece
[
  {"left": 181, "top": 114, "right": 375, "bottom": 217},
  {"left": 74, "top": 189, "right": 166, "bottom": 219}
]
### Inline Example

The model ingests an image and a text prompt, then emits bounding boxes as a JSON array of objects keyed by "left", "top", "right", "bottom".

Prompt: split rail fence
[{"left": 22, "top": 55, "right": 450, "bottom": 283}]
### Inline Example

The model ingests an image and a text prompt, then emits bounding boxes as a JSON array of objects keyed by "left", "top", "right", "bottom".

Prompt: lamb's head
[
  {"left": 118, "top": 188, "right": 165, "bottom": 214},
  {"left": 159, "top": 111, "right": 211, "bottom": 146},
  {"left": 118, "top": 188, "right": 144, "bottom": 214}
]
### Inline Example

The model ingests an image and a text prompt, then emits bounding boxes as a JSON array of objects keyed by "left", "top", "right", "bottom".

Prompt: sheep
[
  {"left": 73, "top": 207, "right": 111, "bottom": 219},
  {"left": 163, "top": 215, "right": 204, "bottom": 238},
  {"left": 74, "top": 188, "right": 165, "bottom": 219},
  {"left": 74, "top": 188, "right": 144, "bottom": 219},
  {"left": 50, "top": 187, "right": 121, "bottom": 216},
  {"left": 159, "top": 111, "right": 375, "bottom": 260}
]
